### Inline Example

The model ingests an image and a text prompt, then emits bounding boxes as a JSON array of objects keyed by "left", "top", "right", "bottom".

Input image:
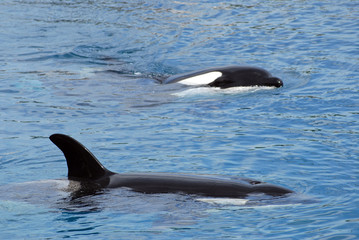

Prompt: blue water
[{"left": 1, "top": 0, "right": 358, "bottom": 239}]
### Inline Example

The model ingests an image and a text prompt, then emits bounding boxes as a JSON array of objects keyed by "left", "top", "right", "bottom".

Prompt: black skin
[
  {"left": 50, "top": 134, "right": 293, "bottom": 198},
  {"left": 164, "top": 66, "right": 283, "bottom": 89}
]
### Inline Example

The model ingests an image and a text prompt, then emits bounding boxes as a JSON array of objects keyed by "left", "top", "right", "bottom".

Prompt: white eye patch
[{"left": 178, "top": 71, "right": 222, "bottom": 86}]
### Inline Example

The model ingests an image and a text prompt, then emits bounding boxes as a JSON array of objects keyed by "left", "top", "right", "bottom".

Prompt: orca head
[
  {"left": 208, "top": 66, "right": 283, "bottom": 89},
  {"left": 241, "top": 178, "right": 293, "bottom": 197}
]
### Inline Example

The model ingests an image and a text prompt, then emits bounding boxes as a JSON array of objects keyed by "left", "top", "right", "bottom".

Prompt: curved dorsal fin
[{"left": 50, "top": 134, "right": 113, "bottom": 180}]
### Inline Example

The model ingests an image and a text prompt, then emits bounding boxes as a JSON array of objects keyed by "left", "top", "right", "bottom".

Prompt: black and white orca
[
  {"left": 50, "top": 134, "right": 293, "bottom": 198},
  {"left": 163, "top": 66, "right": 283, "bottom": 89}
]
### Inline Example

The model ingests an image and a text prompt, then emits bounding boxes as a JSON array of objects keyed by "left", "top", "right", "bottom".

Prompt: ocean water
[{"left": 0, "top": 0, "right": 358, "bottom": 239}]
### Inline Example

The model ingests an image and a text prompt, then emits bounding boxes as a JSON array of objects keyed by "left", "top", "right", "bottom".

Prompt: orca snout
[
  {"left": 253, "top": 183, "right": 293, "bottom": 196},
  {"left": 270, "top": 77, "right": 283, "bottom": 88}
]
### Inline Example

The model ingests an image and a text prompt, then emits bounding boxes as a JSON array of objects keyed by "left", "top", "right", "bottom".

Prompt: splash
[{"left": 173, "top": 86, "right": 276, "bottom": 97}]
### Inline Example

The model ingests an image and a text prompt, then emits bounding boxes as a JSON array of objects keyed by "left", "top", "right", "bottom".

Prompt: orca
[
  {"left": 163, "top": 66, "right": 283, "bottom": 89},
  {"left": 50, "top": 134, "right": 293, "bottom": 198}
]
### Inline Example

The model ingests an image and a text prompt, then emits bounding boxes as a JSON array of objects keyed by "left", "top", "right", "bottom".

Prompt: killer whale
[
  {"left": 163, "top": 66, "right": 283, "bottom": 89},
  {"left": 50, "top": 134, "right": 293, "bottom": 198}
]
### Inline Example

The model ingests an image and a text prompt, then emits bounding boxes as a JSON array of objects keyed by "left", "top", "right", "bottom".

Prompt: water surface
[{"left": 0, "top": 0, "right": 358, "bottom": 239}]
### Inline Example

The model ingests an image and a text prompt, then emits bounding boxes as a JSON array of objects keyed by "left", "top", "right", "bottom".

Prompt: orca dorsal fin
[{"left": 50, "top": 134, "right": 113, "bottom": 180}]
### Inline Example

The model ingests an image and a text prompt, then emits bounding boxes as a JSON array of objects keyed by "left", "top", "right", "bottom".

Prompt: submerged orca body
[
  {"left": 50, "top": 134, "right": 293, "bottom": 198},
  {"left": 163, "top": 66, "right": 283, "bottom": 89}
]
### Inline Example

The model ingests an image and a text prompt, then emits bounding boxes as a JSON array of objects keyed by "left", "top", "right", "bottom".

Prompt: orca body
[
  {"left": 163, "top": 66, "right": 283, "bottom": 89},
  {"left": 50, "top": 134, "right": 293, "bottom": 198}
]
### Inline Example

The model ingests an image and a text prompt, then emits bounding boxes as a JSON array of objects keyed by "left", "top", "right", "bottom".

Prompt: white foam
[
  {"left": 173, "top": 86, "right": 275, "bottom": 97},
  {"left": 79, "top": 67, "right": 97, "bottom": 78},
  {"left": 12, "top": 179, "right": 81, "bottom": 193},
  {"left": 178, "top": 71, "right": 222, "bottom": 85},
  {"left": 196, "top": 198, "right": 249, "bottom": 206}
]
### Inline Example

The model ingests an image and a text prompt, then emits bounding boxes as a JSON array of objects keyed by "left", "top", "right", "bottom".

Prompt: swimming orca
[
  {"left": 50, "top": 134, "right": 293, "bottom": 198},
  {"left": 163, "top": 66, "right": 283, "bottom": 89}
]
